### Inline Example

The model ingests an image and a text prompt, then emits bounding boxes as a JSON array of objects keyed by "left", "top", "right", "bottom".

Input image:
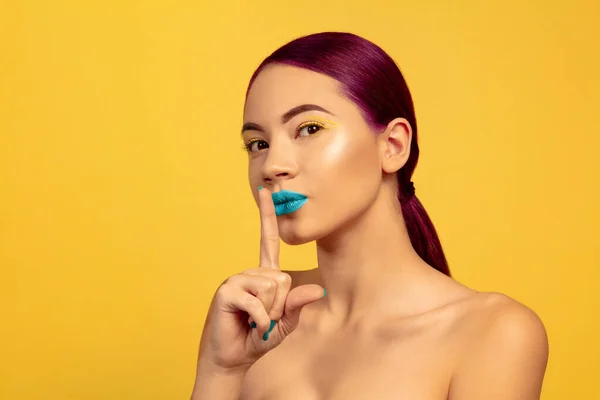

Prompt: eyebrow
[{"left": 241, "top": 104, "right": 335, "bottom": 135}]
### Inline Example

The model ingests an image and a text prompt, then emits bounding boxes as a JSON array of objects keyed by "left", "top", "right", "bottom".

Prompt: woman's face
[{"left": 242, "top": 64, "right": 385, "bottom": 245}]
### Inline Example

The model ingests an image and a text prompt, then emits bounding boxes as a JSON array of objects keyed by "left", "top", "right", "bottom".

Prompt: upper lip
[{"left": 271, "top": 190, "right": 307, "bottom": 205}]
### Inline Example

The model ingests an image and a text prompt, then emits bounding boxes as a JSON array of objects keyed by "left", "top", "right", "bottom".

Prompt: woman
[{"left": 192, "top": 32, "right": 548, "bottom": 399}]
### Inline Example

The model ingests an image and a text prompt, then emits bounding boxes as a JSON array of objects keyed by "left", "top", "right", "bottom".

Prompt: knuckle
[
  {"left": 241, "top": 267, "right": 260, "bottom": 276},
  {"left": 276, "top": 272, "right": 292, "bottom": 285},
  {"left": 224, "top": 274, "right": 240, "bottom": 284},
  {"left": 215, "top": 284, "right": 230, "bottom": 302},
  {"left": 245, "top": 268, "right": 261, "bottom": 277}
]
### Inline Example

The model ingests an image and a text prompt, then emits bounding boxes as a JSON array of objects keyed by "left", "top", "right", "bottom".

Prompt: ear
[{"left": 379, "top": 117, "right": 413, "bottom": 174}]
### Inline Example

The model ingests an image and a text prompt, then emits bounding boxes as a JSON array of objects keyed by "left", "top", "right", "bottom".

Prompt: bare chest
[{"left": 240, "top": 325, "right": 455, "bottom": 400}]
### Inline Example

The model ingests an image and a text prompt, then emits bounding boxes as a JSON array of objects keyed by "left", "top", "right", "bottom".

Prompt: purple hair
[{"left": 245, "top": 32, "right": 450, "bottom": 276}]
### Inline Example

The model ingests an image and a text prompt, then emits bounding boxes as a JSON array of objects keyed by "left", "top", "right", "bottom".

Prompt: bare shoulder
[
  {"left": 448, "top": 292, "right": 549, "bottom": 399},
  {"left": 456, "top": 291, "right": 548, "bottom": 359},
  {"left": 465, "top": 292, "right": 548, "bottom": 342}
]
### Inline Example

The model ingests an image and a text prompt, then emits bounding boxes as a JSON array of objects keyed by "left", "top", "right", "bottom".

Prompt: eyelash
[{"left": 241, "top": 121, "right": 327, "bottom": 153}]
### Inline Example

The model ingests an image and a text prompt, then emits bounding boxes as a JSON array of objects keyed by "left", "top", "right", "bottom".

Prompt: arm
[
  {"left": 191, "top": 292, "right": 249, "bottom": 400},
  {"left": 191, "top": 362, "right": 249, "bottom": 400},
  {"left": 449, "top": 301, "right": 549, "bottom": 399}
]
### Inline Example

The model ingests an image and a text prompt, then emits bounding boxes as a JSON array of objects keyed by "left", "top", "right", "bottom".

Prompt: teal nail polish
[
  {"left": 262, "top": 320, "right": 276, "bottom": 341},
  {"left": 323, "top": 289, "right": 327, "bottom": 298},
  {"left": 258, "top": 185, "right": 263, "bottom": 192},
  {"left": 249, "top": 321, "right": 257, "bottom": 329}
]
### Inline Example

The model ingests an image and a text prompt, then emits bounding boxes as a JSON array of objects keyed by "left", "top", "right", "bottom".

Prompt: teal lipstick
[{"left": 272, "top": 190, "right": 308, "bottom": 216}]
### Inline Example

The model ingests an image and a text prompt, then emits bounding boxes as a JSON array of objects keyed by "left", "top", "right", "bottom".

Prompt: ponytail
[{"left": 400, "top": 194, "right": 451, "bottom": 276}]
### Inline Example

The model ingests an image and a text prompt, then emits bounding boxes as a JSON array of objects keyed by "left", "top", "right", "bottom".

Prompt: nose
[{"left": 260, "top": 137, "right": 298, "bottom": 184}]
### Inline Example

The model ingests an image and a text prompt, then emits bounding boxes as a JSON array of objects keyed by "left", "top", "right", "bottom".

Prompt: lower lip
[{"left": 275, "top": 199, "right": 308, "bottom": 216}]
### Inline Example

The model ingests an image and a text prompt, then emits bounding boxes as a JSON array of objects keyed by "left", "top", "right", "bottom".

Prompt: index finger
[{"left": 258, "top": 187, "right": 280, "bottom": 269}]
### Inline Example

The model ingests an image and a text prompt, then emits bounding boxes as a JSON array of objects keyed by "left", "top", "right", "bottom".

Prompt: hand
[{"left": 197, "top": 187, "right": 326, "bottom": 372}]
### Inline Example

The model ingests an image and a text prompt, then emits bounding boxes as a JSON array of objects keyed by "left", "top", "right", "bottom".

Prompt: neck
[{"left": 314, "top": 185, "right": 432, "bottom": 326}]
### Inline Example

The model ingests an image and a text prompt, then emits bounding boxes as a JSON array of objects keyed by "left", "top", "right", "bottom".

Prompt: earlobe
[{"left": 381, "top": 118, "right": 412, "bottom": 173}]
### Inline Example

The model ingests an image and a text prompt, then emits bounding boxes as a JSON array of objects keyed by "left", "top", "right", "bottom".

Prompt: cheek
[
  {"left": 315, "top": 131, "right": 380, "bottom": 183},
  {"left": 279, "top": 132, "right": 380, "bottom": 243}
]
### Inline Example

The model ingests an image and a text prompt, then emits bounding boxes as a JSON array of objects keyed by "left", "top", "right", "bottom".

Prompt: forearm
[{"left": 191, "top": 362, "right": 248, "bottom": 400}]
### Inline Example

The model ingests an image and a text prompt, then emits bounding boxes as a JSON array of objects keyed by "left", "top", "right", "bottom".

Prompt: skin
[{"left": 192, "top": 64, "right": 548, "bottom": 400}]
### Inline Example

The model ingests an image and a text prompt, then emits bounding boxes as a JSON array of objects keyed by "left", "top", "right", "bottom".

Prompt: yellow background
[{"left": 1, "top": 0, "right": 598, "bottom": 398}]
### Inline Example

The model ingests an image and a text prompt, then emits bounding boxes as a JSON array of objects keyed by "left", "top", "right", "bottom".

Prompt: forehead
[{"left": 244, "top": 64, "right": 346, "bottom": 121}]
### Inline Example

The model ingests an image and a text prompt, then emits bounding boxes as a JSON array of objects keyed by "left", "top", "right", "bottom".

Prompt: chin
[
  {"left": 277, "top": 216, "right": 325, "bottom": 246},
  {"left": 278, "top": 227, "right": 315, "bottom": 246}
]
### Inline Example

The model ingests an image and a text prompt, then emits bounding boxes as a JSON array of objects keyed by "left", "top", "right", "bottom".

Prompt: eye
[
  {"left": 297, "top": 121, "right": 326, "bottom": 138},
  {"left": 242, "top": 120, "right": 329, "bottom": 152},
  {"left": 242, "top": 138, "right": 269, "bottom": 153}
]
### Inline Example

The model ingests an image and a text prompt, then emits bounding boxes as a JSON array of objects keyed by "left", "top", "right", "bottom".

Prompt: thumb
[{"left": 281, "top": 284, "right": 326, "bottom": 330}]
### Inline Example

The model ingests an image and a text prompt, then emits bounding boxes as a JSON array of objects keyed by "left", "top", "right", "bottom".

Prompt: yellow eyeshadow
[
  {"left": 301, "top": 115, "right": 338, "bottom": 128},
  {"left": 243, "top": 116, "right": 338, "bottom": 150}
]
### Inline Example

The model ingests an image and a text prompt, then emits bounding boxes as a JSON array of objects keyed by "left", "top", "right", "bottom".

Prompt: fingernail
[
  {"left": 258, "top": 185, "right": 263, "bottom": 192},
  {"left": 262, "top": 320, "right": 276, "bottom": 341},
  {"left": 249, "top": 321, "right": 257, "bottom": 329},
  {"left": 323, "top": 289, "right": 327, "bottom": 298}
]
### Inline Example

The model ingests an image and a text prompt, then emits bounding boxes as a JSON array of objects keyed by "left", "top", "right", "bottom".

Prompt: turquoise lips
[{"left": 272, "top": 190, "right": 308, "bottom": 216}]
